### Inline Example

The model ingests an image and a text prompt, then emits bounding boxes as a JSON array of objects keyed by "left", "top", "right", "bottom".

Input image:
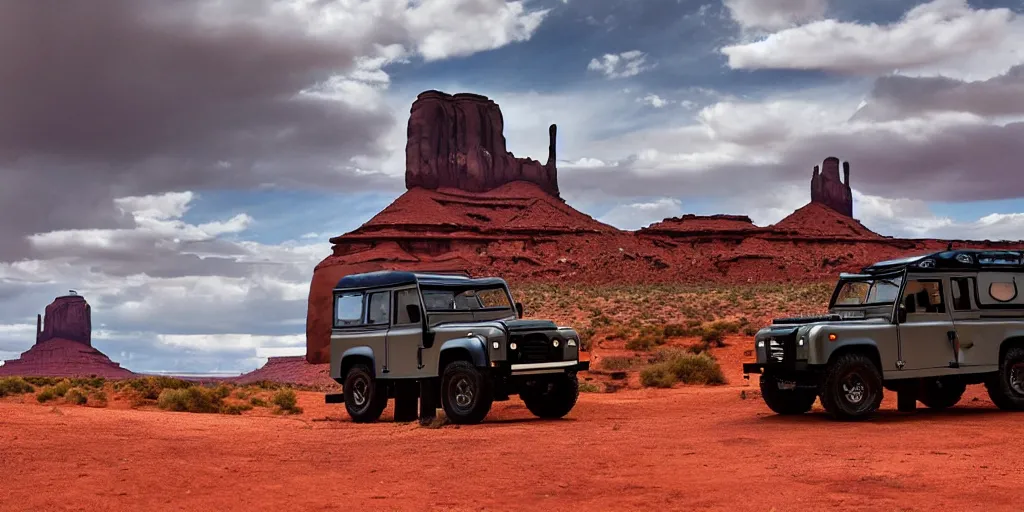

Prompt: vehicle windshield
[
  {"left": 420, "top": 286, "right": 513, "bottom": 312},
  {"left": 832, "top": 276, "right": 903, "bottom": 307}
]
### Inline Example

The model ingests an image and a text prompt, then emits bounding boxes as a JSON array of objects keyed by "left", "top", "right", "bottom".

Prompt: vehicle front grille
[
  {"left": 511, "top": 333, "right": 554, "bottom": 364},
  {"left": 768, "top": 338, "right": 784, "bottom": 362}
]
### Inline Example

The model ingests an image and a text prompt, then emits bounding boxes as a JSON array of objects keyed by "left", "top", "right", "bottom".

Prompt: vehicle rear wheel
[
  {"left": 918, "top": 377, "right": 966, "bottom": 410},
  {"left": 343, "top": 363, "right": 388, "bottom": 423},
  {"left": 441, "top": 360, "right": 494, "bottom": 424},
  {"left": 521, "top": 373, "right": 580, "bottom": 419},
  {"left": 985, "top": 346, "right": 1024, "bottom": 411},
  {"left": 759, "top": 371, "right": 817, "bottom": 415},
  {"left": 819, "top": 352, "right": 883, "bottom": 421}
]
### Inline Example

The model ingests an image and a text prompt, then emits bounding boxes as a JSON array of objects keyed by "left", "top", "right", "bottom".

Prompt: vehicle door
[
  {"left": 948, "top": 276, "right": 983, "bottom": 368},
  {"left": 363, "top": 289, "right": 392, "bottom": 375},
  {"left": 898, "top": 277, "right": 957, "bottom": 371},
  {"left": 387, "top": 286, "right": 430, "bottom": 378}
]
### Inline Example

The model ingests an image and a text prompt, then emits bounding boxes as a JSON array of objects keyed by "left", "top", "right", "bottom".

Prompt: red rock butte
[
  {"left": 0, "top": 292, "right": 134, "bottom": 378},
  {"left": 303, "top": 90, "right": 1023, "bottom": 365}
]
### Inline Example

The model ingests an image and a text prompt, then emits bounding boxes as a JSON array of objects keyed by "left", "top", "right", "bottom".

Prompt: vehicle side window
[
  {"left": 394, "top": 289, "right": 421, "bottom": 325},
  {"left": 367, "top": 291, "right": 390, "bottom": 325},
  {"left": 902, "top": 279, "right": 946, "bottom": 314},
  {"left": 335, "top": 293, "right": 365, "bottom": 327},
  {"left": 951, "top": 277, "right": 973, "bottom": 311}
]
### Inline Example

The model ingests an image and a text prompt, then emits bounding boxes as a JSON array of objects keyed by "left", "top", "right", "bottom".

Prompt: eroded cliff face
[
  {"left": 810, "top": 156, "right": 853, "bottom": 217},
  {"left": 405, "top": 91, "right": 559, "bottom": 196}
]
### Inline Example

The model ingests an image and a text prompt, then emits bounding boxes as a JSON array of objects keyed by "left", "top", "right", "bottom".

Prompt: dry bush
[
  {"left": 64, "top": 387, "right": 89, "bottom": 405},
  {"left": 600, "top": 356, "right": 638, "bottom": 371},
  {"left": 271, "top": 389, "right": 302, "bottom": 414},
  {"left": 578, "top": 381, "right": 601, "bottom": 393},
  {"left": 156, "top": 387, "right": 223, "bottom": 413},
  {"left": 0, "top": 377, "right": 34, "bottom": 397},
  {"left": 640, "top": 350, "right": 726, "bottom": 388}
]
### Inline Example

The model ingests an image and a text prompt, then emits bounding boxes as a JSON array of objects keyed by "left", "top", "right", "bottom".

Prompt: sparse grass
[
  {"left": 271, "top": 389, "right": 303, "bottom": 415},
  {"left": 221, "top": 403, "right": 254, "bottom": 415},
  {"left": 0, "top": 377, "right": 34, "bottom": 397},
  {"left": 600, "top": 356, "right": 638, "bottom": 371},
  {"left": 250, "top": 397, "right": 268, "bottom": 407},
  {"left": 510, "top": 282, "right": 831, "bottom": 356},
  {"left": 578, "top": 381, "right": 601, "bottom": 393},
  {"left": 640, "top": 349, "right": 726, "bottom": 388}
]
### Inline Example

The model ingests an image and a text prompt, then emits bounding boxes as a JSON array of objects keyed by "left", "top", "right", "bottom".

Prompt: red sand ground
[{"left": 2, "top": 346, "right": 1022, "bottom": 511}]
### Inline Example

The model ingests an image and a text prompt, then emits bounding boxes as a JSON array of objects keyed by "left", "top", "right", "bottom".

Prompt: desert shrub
[
  {"left": 743, "top": 326, "right": 760, "bottom": 337},
  {"left": 88, "top": 390, "right": 109, "bottom": 407},
  {"left": 250, "top": 397, "right": 268, "bottom": 407},
  {"left": 213, "top": 384, "right": 233, "bottom": 400},
  {"left": 272, "top": 389, "right": 302, "bottom": 414},
  {"left": 0, "top": 377, "right": 35, "bottom": 397},
  {"left": 640, "top": 350, "right": 725, "bottom": 388},
  {"left": 578, "top": 381, "right": 601, "bottom": 393},
  {"left": 120, "top": 376, "right": 192, "bottom": 400},
  {"left": 625, "top": 336, "right": 655, "bottom": 351},
  {"left": 36, "top": 387, "right": 58, "bottom": 403},
  {"left": 65, "top": 387, "right": 89, "bottom": 405},
  {"left": 234, "top": 389, "right": 253, "bottom": 400},
  {"left": 49, "top": 379, "right": 73, "bottom": 398},
  {"left": 576, "top": 327, "right": 594, "bottom": 352},
  {"left": 700, "top": 329, "right": 726, "bottom": 348},
  {"left": 220, "top": 403, "right": 254, "bottom": 415},
  {"left": 600, "top": 356, "right": 638, "bottom": 371},
  {"left": 157, "top": 387, "right": 223, "bottom": 413}
]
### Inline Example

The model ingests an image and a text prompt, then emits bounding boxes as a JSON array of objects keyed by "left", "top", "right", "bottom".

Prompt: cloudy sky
[{"left": 2, "top": 0, "right": 1024, "bottom": 374}]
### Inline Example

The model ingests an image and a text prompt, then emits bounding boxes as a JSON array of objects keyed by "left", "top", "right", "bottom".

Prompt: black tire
[
  {"left": 985, "top": 346, "right": 1024, "bottom": 411},
  {"left": 819, "top": 352, "right": 884, "bottom": 421},
  {"left": 343, "top": 363, "right": 388, "bottom": 423},
  {"left": 918, "top": 378, "right": 966, "bottom": 410},
  {"left": 441, "top": 360, "right": 493, "bottom": 424},
  {"left": 759, "top": 372, "right": 817, "bottom": 415},
  {"left": 521, "top": 373, "right": 580, "bottom": 419}
]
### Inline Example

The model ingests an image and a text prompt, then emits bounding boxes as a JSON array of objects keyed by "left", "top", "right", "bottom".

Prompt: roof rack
[{"left": 862, "top": 249, "right": 1024, "bottom": 273}]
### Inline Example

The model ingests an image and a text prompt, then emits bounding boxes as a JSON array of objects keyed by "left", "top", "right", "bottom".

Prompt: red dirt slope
[
  {"left": 229, "top": 356, "right": 338, "bottom": 390},
  {"left": 0, "top": 338, "right": 134, "bottom": 379}
]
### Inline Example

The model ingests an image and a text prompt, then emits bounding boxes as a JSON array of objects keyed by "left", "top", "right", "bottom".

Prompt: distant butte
[
  {"left": 302, "top": 90, "right": 1024, "bottom": 364},
  {"left": 0, "top": 292, "right": 134, "bottom": 378}
]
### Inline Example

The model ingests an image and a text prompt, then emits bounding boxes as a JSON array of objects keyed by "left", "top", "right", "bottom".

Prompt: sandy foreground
[{"left": 1, "top": 380, "right": 1021, "bottom": 512}]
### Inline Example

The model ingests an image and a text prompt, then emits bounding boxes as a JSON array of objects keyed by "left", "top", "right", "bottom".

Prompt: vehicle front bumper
[
  {"left": 494, "top": 360, "right": 589, "bottom": 375},
  {"left": 743, "top": 361, "right": 811, "bottom": 374}
]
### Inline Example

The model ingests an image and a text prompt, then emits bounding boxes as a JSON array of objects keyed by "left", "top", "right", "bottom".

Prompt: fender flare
[
  {"left": 439, "top": 336, "right": 488, "bottom": 368},
  {"left": 340, "top": 346, "right": 376, "bottom": 377}
]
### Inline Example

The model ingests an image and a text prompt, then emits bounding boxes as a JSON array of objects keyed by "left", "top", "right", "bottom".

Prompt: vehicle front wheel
[
  {"left": 919, "top": 377, "right": 966, "bottom": 410},
  {"left": 759, "top": 372, "right": 817, "bottom": 415},
  {"left": 985, "top": 346, "right": 1024, "bottom": 411},
  {"left": 819, "top": 352, "right": 883, "bottom": 421},
  {"left": 521, "top": 373, "right": 580, "bottom": 419},
  {"left": 343, "top": 363, "right": 388, "bottom": 423},
  {"left": 441, "top": 360, "right": 494, "bottom": 424}
]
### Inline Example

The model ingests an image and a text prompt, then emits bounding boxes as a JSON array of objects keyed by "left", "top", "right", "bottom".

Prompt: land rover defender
[
  {"left": 743, "top": 249, "right": 1024, "bottom": 420},
  {"left": 327, "top": 271, "right": 589, "bottom": 424}
]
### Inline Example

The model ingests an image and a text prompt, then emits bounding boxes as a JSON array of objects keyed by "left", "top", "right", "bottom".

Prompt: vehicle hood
[{"left": 501, "top": 319, "right": 558, "bottom": 332}]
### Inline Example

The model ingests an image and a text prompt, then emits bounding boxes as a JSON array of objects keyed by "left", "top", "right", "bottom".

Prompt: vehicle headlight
[
  {"left": 553, "top": 339, "right": 560, "bottom": 348},
  {"left": 510, "top": 342, "right": 518, "bottom": 350},
  {"left": 567, "top": 338, "right": 577, "bottom": 347},
  {"left": 492, "top": 341, "right": 500, "bottom": 349}
]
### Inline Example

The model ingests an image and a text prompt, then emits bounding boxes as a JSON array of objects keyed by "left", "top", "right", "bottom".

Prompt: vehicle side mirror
[
  {"left": 406, "top": 304, "right": 422, "bottom": 324},
  {"left": 896, "top": 303, "right": 907, "bottom": 324},
  {"left": 515, "top": 302, "right": 524, "bottom": 318}
]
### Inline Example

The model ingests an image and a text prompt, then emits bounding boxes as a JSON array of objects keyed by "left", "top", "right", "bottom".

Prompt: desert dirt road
[{"left": 1, "top": 381, "right": 1021, "bottom": 512}]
